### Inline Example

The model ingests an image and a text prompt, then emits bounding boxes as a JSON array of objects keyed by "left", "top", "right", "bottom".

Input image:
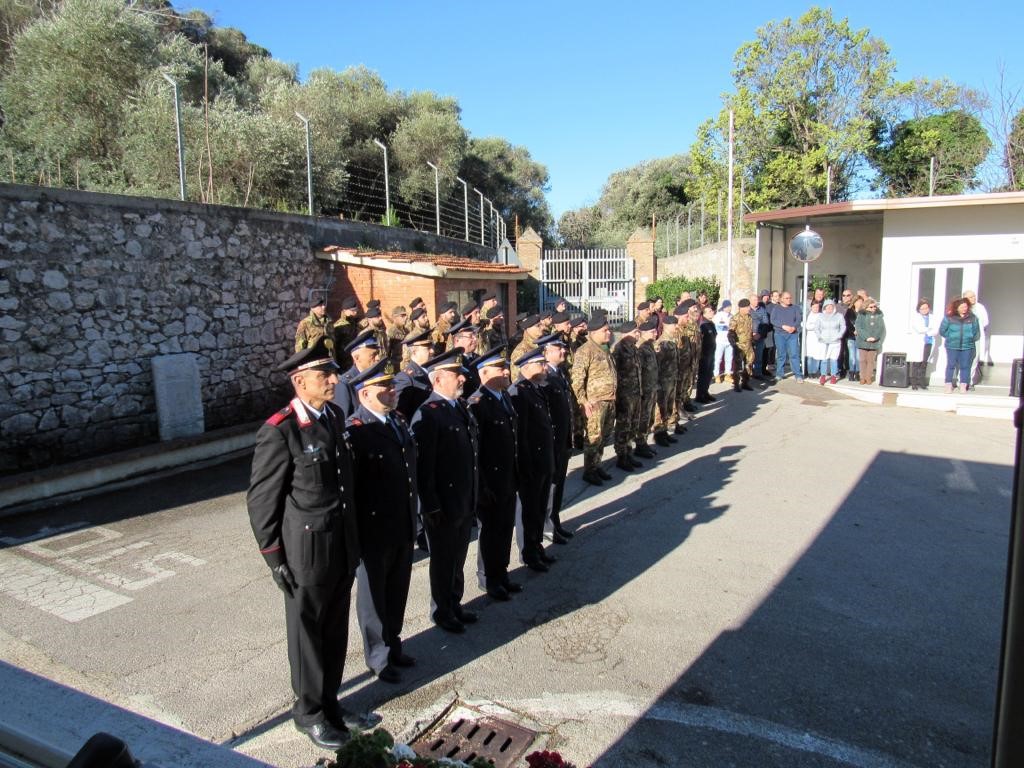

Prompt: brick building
[{"left": 319, "top": 246, "right": 527, "bottom": 336}]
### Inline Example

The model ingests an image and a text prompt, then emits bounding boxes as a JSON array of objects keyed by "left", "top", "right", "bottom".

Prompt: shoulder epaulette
[
  {"left": 266, "top": 404, "right": 293, "bottom": 426},
  {"left": 467, "top": 391, "right": 483, "bottom": 403},
  {"left": 348, "top": 418, "right": 364, "bottom": 427},
  {"left": 428, "top": 401, "right": 440, "bottom": 409}
]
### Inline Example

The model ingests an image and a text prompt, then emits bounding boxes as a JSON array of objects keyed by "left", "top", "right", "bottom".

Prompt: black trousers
[
  {"left": 477, "top": 491, "right": 517, "bottom": 585},
  {"left": 424, "top": 514, "right": 473, "bottom": 622},
  {"left": 550, "top": 447, "right": 570, "bottom": 525},
  {"left": 519, "top": 472, "right": 552, "bottom": 563},
  {"left": 360, "top": 540, "right": 413, "bottom": 661},
  {"left": 285, "top": 570, "right": 354, "bottom": 727}
]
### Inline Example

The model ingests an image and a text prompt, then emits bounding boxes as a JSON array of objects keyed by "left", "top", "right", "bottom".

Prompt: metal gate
[{"left": 538, "top": 248, "right": 634, "bottom": 324}]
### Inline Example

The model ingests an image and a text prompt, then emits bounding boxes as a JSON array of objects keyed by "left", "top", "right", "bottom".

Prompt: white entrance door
[{"left": 912, "top": 263, "right": 979, "bottom": 312}]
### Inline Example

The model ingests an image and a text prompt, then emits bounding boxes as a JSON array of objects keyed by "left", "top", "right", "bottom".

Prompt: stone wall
[
  {"left": 0, "top": 183, "right": 496, "bottom": 475},
  {"left": 660, "top": 238, "right": 756, "bottom": 303}
]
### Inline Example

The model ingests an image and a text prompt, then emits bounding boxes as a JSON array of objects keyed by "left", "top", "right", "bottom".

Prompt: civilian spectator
[
  {"left": 815, "top": 299, "right": 846, "bottom": 384},
  {"left": 769, "top": 291, "right": 803, "bottom": 381},
  {"left": 939, "top": 297, "right": 981, "bottom": 393},
  {"left": 854, "top": 298, "right": 886, "bottom": 385},
  {"left": 906, "top": 299, "right": 938, "bottom": 390}
]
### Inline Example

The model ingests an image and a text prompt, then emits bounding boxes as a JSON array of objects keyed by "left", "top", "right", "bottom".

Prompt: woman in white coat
[{"left": 906, "top": 298, "right": 938, "bottom": 390}]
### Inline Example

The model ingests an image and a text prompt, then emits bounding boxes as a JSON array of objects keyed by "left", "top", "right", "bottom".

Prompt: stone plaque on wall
[{"left": 151, "top": 354, "right": 204, "bottom": 441}]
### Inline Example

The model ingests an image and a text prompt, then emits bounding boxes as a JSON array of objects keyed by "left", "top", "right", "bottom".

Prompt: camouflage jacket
[
  {"left": 612, "top": 337, "right": 642, "bottom": 394},
  {"left": 638, "top": 339, "right": 660, "bottom": 395},
  {"left": 728, "top": 312, "right": 754, "bottom": 352},
  {"left": 571, "top": 339, "right": 617, "bottom": 404},
  {"left": 294, "top": 311, "right": 333, "bottom": 352}
]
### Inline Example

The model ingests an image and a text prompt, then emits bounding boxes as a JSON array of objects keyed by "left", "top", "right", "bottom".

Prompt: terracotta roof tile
[{"left": 322, "top": 246, "right": 526, "bottom": 274}]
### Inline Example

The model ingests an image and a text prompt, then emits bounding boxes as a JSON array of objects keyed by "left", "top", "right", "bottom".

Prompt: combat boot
[
  {"left": 654, "top": 431, "right": 672, "bottom": 447},
  {"left": 673, "top": 423, "right": 687, "bottom": 435},
  {"left": 634, "top": 443, "right": 656, "bottom": 459},
  {"left": 615, "top": 454, "right": 635, "bottom": 472},
  {"left": 596, "top": 465, "right": 613, "bottom": 481},
  {"left": 627, "top": 450, "right": 643, "bottom": 468},
  {"left": 582, "top": 469, "right": 604, "bottom": 486}
]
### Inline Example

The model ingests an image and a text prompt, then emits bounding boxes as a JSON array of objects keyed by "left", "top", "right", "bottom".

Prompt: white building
[{"left": 745, "top": 191, "right": 1024, "bottom": 383}]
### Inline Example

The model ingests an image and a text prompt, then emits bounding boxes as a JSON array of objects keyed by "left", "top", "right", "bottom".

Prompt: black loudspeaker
[
  {"left": 1011, "top": 358, "right": 1023, "bottom": 398},
  {"left": 881, "top": 352, "right": 908, "bottom": 388}
]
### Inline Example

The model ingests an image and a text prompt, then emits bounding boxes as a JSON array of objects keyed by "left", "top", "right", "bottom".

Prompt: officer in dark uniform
[
  {"left": 410, "top": 347, "right": 480, "bottom": 633},
  {"left": 466, "top": 345, "right": 522, "bottom": 601},
  {"left": 246, "top": 338, "right": 360, "bottom": 750},
  {"left": 393, "top": 329, "right": 433, "bottom": 422},
  {"left": 346, "top": 359, "right": 418, "bottom": 685},
  {"left": 538, "top": 333, "right": 574, "bottom": 544},
  {"left": 510, "top": 346, "right": 556, "bottom": 571},
  {"left": 333, "top": 330, "right": 381, "bottom": 417}
]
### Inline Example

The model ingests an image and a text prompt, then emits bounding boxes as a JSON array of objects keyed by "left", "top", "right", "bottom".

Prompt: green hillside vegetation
[{"left": 0, "top": 0, "right": 554, "bottom": 236}]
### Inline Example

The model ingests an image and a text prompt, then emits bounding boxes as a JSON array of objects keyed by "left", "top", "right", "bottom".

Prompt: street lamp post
[
  {"left": 161, "top": 72, "right": 186, "bottom": 201},
  {"left": 426, "top": 161, "right": 440, "bottom": 236},
  {"left": 373, "top": 139, "right": 390, "bottom": 223},
  {"left": 295, "top": 112, "right": 313, "bottom": 216},
  {"left": 472, "top": 187, "right": 485, "bottom": 245},
  {"left": 789, "top": 225, "right": 824, "bottom": 381},
  {"left": 456, "top": 176, "right": 469, "bottom": 241}
]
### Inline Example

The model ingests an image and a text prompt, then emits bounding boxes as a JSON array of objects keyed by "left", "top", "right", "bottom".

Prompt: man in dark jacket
[
  {"left": 347, "top": 359, "right": 418, "bottom": 685},
  {"left": 410, "top": 348, "right": 480, "bottom": 634},
  {"left": 333, "top": 330, "right": 381, "bottom": 417},
  {"left": 393, "top": 329, "right": 433, "bottom": 421},
  {"left": 539, "top": 333, "right": 574, "bottom": 544},
  {"left": 511, "top": 346, "right": 556, "bottom": 571},
  {"left": 467, "top": 345, "right": 522, "bottom": 601},
  {"left": 246, "top": 338, "right": 361, "bottom": 750}
]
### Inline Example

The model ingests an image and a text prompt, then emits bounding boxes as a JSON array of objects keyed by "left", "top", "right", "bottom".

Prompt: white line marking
[
  {"left": 515, "top": 692, "right": 916, "bottom": 768},
  {"left": 946, "top": 459, "right": 979, "bottom": 493},
  {"left": 0, "top": 551, "right": 132, "bottom": 622}
]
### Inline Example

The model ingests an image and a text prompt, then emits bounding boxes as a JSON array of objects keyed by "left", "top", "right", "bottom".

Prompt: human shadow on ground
[{"left": 594, "top": 450, "right": 1012, "bottom": 768}]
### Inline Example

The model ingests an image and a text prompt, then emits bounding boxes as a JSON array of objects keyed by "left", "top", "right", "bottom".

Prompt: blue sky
[{"left": 197, "top": 1, "right": 1023, "bottom": 219}]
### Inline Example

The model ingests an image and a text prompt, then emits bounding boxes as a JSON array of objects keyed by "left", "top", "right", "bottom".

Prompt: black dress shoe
[
  {"left": 297, "top": 721, "right": 349, "bottom": 750},
  {"left": 525, "top": 559, "right": 549, "bottom": 572},
  {"left": 596, "top": 466, "right": 613, "bottom": 480},
  {"left": 551, "top": 530, "right": 569, "bottom": 545},
  {"left": 454, "top": 607, "right": 478, "bottom": 624},
  {"left": 377, "top": 664, "right": 401, "bottom": 684},
  {"left": 582, "top": 470, "right": 604, "bottom": 486},
  {"left": 553, "top": 523, "right": 574, "bottom": 539},
  {"left": 503, "top": 579, "right": 523, "bottom": 593},
  {"left": 486, "top": 584, "right": 511, "bottom": 601},
  {"left": 433, "top": 615, "right": 466, "bottom": 633},
  {"left": 389, "top": 651, "right": 416, "bottom": 667},
  {"left": 539, "top": 550, "right": 557, "bottom": 564}
]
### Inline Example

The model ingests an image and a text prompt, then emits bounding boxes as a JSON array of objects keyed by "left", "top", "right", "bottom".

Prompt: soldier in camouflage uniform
[
  {"left": 674, "top": 300, "right": 701, "bottom": 432},
  {"left": 431, "top": 302, "right": 458, "bottom": 354},
  {"left": 387, "top": 306, "right": 410, "bottom": 365},
  {"left": 364, "top": 307, "right": 390, "bottom": 362},
  {"left": 570, "top": 316, "right": 616, "bottom": 486},
  {"left": 634, "top": 317, "right": 661, "bottom": 457},
  {"left": 401, "top": 307, "right": 432, "bottom": 366},
  {"left": 728, "top": 298, "right": 756, "bottom": 392},
  {"left": 653, "top": 315, "right": 680, "bottom": 446},
  {"left": 479, "top": 305, "right": 507, "bottom": 350},
  {"left": 332, "top": 296, "right": 361, "bottom": 368},
  {"left": 567, "top": 315, "right": 588, "bottom": 449},
  {"left": 510, "top": 314, "right": 544, "bottom": 379},
  {"left": 612, "top": 321, "right": 643, "bottom": 472},
  {"left": 294, "top": 296, "right": 332, "bottom": 352}
]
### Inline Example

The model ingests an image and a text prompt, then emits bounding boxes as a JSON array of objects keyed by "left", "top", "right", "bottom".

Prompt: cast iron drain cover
[{"left": 411, "top": 713, "right": 537, "bottom": 767}]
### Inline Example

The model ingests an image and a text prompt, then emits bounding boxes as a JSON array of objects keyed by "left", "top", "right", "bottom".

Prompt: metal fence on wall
[{"left": 539, "top": 248, "right": 634, "bottom": 324}]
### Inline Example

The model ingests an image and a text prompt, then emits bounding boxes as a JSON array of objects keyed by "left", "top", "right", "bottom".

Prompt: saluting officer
[
  {"left": 333, "top": 330, "right": 381, "bottom": 417},
  {"left": 410, "top": 348, "right": 480, "bottom": 634},
  {"left": 538, "top": 333, "right": 574, "bottom": 544},
  {"left": 467, "top": 345, "right": 523, "bottom": 601},
  {"left": 346, "top": 359, "right": 418, "bottom": 685},
  {"left": 510, "top": 346, "right": 556, "bottom": 571},
  {"left": 393, "top": 329, "right": 434, "bottom": 422},
  {"left": 246, "top": 338, "right": 360, "bottom": 751}
]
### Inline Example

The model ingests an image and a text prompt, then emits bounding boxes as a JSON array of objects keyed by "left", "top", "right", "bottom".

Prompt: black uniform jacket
[
  {"left": 394, "top": 361, "right": 431, "bottom": 421},
  {"left": 333, "top": 364, "right": 360, "bottom": 417},
  {"left": 541, "top": 365, "right": 573, "bottom": 454},
  {"left": 467, "top": 386, "right": 518, "bottom": 502},
  {"left": 247, "top": 398, "right": 359, "bottom": 586},
  {"left": 345, "top": 404, "right": 418, "bottom": 552},
  {"left": 410, "top": 391, "right": 479, "bottom": 524},
  {"left": 509, "top": 377, "right": 555, "bottom": 480}
]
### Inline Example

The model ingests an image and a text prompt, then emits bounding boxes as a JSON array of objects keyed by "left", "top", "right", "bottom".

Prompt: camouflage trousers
[
  {"left": 675, "top": 362, "right": 696, "bottom": 417},
  {"left": 654, "top": 380, "right": 678, "bottom": 433},
  {"left": 732, "top": 345, "right": 755, "bottom": 383},
  {"left": 614, "top": 391, "right": 642, "bottom": 455},
  {"left": 583, "top": 400, "right": 615, "bottom": 470},
  {"left": 635, "top": 390, "right": 658, "bottom": 443}
]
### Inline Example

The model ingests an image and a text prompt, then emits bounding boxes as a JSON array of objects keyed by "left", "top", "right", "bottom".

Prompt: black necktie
[
  {"left": 386, "top": 413, "right": 402, "bottom": 442},
  {"left": 500, "top": 392, "right": 514, "bottom": 415},
  {"left": 319, "top": 410, "right": 334, "bottom": 440}
]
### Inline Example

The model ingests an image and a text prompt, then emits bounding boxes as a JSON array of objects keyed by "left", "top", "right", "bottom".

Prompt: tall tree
[
  {"left": 1008, "top": 108, "right": 1024, "bottom": 190},
  {"left": 869, "top": 110, "right": 991, "bottom": 196}
]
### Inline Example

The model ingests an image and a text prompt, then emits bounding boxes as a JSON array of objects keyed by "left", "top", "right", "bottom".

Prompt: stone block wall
[
  {"left": 0, "top": 184, "right": 500, "bottom": 475},
  {"left": 660, "top": 238, "right": 757, "bottom": 303}
]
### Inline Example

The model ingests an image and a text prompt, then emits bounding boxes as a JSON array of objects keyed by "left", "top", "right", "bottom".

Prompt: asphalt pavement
[{"left": 0, "top": 379, "right": 1015, "bottom": 768}]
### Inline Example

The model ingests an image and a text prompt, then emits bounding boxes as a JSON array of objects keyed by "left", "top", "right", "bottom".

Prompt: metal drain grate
[{"left": 411, "top": 714, "right": 537, "bottom": 768}]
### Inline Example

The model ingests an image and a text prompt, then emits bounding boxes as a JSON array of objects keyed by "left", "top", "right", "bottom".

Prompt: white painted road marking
[{"left": 0, "top": 550, "right": 133, "bottom": 622}]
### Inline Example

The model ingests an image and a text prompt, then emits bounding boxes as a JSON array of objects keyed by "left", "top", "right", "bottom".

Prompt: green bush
[{"left": 646, "top": 275, "right": 720, "bottom": 309}]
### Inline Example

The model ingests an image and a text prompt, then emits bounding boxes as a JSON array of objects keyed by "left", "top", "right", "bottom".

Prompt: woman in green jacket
[
  {"left": 854, "top": 299, "right": 886, "bottom": 385},
  {"left": 938, "top": 297, "right": 981, "bottom": 393}
]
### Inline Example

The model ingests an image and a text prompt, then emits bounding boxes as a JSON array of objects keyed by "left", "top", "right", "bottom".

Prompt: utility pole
[
  {"left": 426, "top": 161, "right": 440, "bottom": 235},
  {"left": 162, "top": 72, "right": 186, "bottom": 201},
  {"left": 726, "top": 109, "right": 734, "bottom": 300},
  {"left": 295, "top": 112, "right": 313, "bottom": 216}
]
